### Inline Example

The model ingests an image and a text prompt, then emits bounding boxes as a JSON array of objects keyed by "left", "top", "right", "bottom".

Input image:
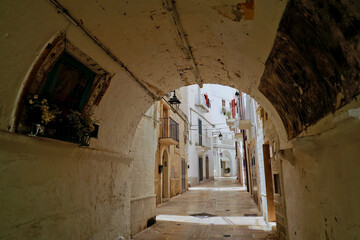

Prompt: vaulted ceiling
[
  {"left": 52, "top": 0, "right": 360, "bottom": 139},
  {"left": 5, "top": 0, "right": 359, "bottom": 140}
]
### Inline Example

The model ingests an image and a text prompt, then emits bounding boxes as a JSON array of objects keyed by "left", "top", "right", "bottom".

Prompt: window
[
  {"left": 15, "top": 33, "right": 112, "bottom": 145},
  {"left": 198, "top": 118, "right": 202, "bottom": 146}
]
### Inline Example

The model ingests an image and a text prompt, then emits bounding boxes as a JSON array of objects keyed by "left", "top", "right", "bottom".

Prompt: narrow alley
[
  {"left": 133, "top": 178, "right": 276, "bottom": 240},
  {"left": 1, "top": 1, "right": 360, "bottom": 240}
]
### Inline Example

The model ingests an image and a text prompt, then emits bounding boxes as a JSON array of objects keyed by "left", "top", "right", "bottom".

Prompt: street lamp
[
  {"left": 168, "top": 90, "right": 181, "bottom": 107},
  {"left": 219, "top": 132, "right": 223, "bottom": 140}
]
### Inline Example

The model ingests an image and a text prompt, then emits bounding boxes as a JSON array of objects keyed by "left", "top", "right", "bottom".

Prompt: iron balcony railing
[{"left": 160, "top": 117, "right": 179, "bottom": 142}]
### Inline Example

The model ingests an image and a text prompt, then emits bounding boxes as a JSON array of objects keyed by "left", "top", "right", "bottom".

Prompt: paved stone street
[{"left": 133, "top": 177, "right": 277, "bottom": 240}]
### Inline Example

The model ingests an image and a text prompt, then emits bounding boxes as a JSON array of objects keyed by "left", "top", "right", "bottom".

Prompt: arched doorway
[{"left": 222, "top": 150, "right": 235, "bottom": 177}]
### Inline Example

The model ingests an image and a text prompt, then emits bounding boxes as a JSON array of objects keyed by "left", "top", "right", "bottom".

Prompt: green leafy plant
[{"left": 66, "top": 109, "right": 98, "bottom": 141}]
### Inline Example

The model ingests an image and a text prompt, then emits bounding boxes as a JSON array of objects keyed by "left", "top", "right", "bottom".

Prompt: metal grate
[
  {"left": 159, "top": 117, "right": 179, "bottom": 141},
  {"left": 190, "top": 212, "right": 217, "bottom": 218},
  {"left": 244, "top": 213, "right": 258, "bottom": 216}
]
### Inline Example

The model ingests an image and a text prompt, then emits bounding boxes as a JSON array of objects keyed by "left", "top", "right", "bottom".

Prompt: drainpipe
[
  {"left": 235, "top": 141, "right": 243, "bottom": 185},
  {"left": 236, "top": 92, "right": 243, "bottom": 185},
  {"left": 242, "top": 130, "right": 249, "bottom": 192},
  {"left": 239, "top": 92, "right": 249, "bottom": 192}
]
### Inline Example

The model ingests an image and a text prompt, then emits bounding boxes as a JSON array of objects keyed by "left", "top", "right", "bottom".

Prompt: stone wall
[
  {"left": 263, "top": 118, "right": 289, "bottom": 240},
  {"left": 260, "top": 0, "right": 360, "bottom": 139},
  {"left": 0, "top": 131, "right": 131, "bottom": 240},
  {"left": 154, "top": 97, "right": 188, "bottom": 204},
  {"left": 254, "top": 105, "right": 267, "bottom": 219},
  {"left": 129, "top": 106, "right": 157, "bottom": 237},
  {"left": 283, "top": 101, "right": 360, "bottom": 240},
  {"left": 0, "top": 2, "right": 153, "bottom": 239}
]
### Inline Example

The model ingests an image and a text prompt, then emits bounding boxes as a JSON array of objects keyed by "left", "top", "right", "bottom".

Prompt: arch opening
[{"left": 1, "top": 0, "right": 360, "bottom": 239}]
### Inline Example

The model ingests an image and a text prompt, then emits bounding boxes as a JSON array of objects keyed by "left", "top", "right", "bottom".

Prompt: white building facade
[
  {"left": 185, "top": 84, "right": 215, "bottom": 186},
  {"left": 208, "top": 84, "right": 238, "bottom": 178}
]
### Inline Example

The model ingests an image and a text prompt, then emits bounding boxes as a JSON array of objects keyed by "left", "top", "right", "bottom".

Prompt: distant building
[
  {"left": 208, "top": 84, "right": 238, "bottom": 178},
  {"left": 154, "top": 89, "right": 189, "bottom": 204},
  {"left": 186, "top": 84, "right": 215, "bottom": 186}
]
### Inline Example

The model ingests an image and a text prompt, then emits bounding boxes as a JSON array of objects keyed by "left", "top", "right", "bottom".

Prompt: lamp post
[{"left": 168, "top": 90, "right": 181, "bottom": 107}]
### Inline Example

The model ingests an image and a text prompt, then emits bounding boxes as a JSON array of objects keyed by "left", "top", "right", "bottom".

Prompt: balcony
[
  {"left": 195, "top": 134, "right": 212, "bottom": 155},
  {"left": 159, "top": 117, "right": 179, "bottom": 145},
  {"left": 235, "top": 132, "right": 242, "bottom": 141},
  {"left": 195, "top": 94, "right": 211, "bottom": 112},
  {"left": 213, "top": 135, "right": 235, "bottom": 149},
  {"left": 238, "top": 119, "right": 253, "bottom": 129},
  {"left": 226, "top": 118, "right": 237, "bottom": 131}
]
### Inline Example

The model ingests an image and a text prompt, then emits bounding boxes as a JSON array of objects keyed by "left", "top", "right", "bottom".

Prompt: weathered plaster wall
[
  {"left": 169, "top": 89, "right": 189, "bottom": 197},
  {"left": 254, "top": 106, "right": 268, "bottom": 221},
  {"left": 263, "top": 118, "right": 289, "bottom": 240},
  {"left": 129, "top": 106, "right": 157, "bottom": 237},
  {"left": 0, "top": 1, "right": 153, "bottom": 239},
  {"left": 283, "top": 101, "right": 360, "bottom": 240},
  {"left": 170, "top": 147, "right": 182, "bottom": 198},
  {"left": 0, "top": 131, "right": 131, "bottom": 240}
]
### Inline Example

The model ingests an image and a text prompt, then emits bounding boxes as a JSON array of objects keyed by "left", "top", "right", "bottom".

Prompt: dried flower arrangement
[{"left": 25, "top": 95, "right": 98, "bottom": 145}]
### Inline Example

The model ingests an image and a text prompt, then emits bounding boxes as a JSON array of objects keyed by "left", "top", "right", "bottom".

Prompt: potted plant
[
  {"left": 27, "top": 95, "right": 60, "bottom": 136},
  {"left": 66, "top": 109, "right": 98, "bottom": 146},
  {"left": 226, "top": 111, "right": 231, "bottom": 118}
]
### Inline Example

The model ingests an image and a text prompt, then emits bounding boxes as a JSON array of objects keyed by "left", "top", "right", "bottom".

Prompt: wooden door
[
  {"left": 263, "top": 144, "right": 276, "bottom": 221},
  {"left": 181, "top": 158, "right": 186, "bottom": 192},
  {"left": 221, "top": 161, "right": 225, "bottom": 176},
  {"left": 162, "top": 151, "right": 169, "bottom": 199},
  {"left": 199, "top": 157, "right": 203, "bottom": 181},
  {"left": 250, "top": 146, "right": 258, "bottom": 206},
  {"left": 206, "top": 156, "right": 209, "bottom": 179}
]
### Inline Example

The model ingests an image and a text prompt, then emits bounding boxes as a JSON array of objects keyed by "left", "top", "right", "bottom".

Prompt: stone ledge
[
  {"left": 130, "top": 194, "right": 156, "bottom": 202},
  {"left": 0, "top": 130, "right": 133, "bottom": 163}
]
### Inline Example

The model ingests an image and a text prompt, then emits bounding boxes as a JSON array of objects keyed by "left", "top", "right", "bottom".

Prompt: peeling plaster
[
  {"left": 212, "top": 0, "right": 254, "bottom": 22},
  {"left": 259, "top": 0, "right": 360, "bottom": 139}
]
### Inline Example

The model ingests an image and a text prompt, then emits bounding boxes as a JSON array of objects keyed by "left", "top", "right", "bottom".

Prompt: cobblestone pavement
[{"left": 133, "top": 177, "right": 277, "bottom": 240}]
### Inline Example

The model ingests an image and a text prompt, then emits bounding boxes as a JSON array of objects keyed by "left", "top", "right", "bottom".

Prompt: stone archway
[
  {"left": 1, "top": 0, "right": 360, "bottom": 239},
  {"left": 221, "top": 150, "right": 235, "bottom": 176}
]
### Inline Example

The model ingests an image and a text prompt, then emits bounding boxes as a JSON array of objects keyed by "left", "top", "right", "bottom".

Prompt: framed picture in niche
[{"left": 15, "top": 32, "right": 112, "bottom": 145}]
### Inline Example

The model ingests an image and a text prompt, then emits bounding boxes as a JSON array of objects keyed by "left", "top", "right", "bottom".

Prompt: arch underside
[
  {"left": 45, "top": 0, "right": 360, "bottom": 142},
  {"left": 259, "top": 0, "right": 360, "bottom": 139},
  {"left": 1, "top": 1, "right": 360, "bottom": 240}
]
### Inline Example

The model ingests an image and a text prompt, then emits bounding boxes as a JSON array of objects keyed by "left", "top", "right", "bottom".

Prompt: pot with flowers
[
  {"left": 23, "top": 95, "right": 98, "bottom": 145},
  {"left": 66, "top": 109, "right": 98, "bottom": 146},
  {"left": 27, "top": 95, "right": 61, "bottom": 136}
]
